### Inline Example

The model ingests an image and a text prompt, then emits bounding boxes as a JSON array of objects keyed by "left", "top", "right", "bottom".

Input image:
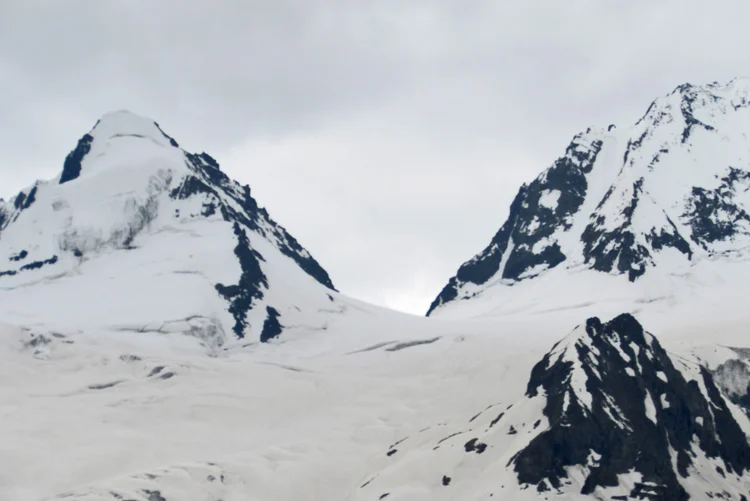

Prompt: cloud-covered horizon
[{"left": 3, "top": 1, "right": 750, "bottom": 314}]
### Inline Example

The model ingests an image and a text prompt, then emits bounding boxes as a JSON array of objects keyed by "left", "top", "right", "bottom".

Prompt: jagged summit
[
  {"left": 353, "top": 313, "right": 750, "bottom": 500},
  {"left": 428, "top": 78, "right": 750, "bottom": 318},
  {"left": 0, "top": 112, "right": 336, "bottom": 347}
]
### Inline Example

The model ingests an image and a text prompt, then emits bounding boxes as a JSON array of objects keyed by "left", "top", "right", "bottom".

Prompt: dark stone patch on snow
[
  {"left": 215, "top": 222, "right": 268, "bottom": 338},
  {"left": 88, "top": 381, "right": 124, "bottom": 390},
  {"left": 379, "top": 494, "right": 390, "bottom": 500},
  {"left": 153, "top": 122, "right": 179, "bottom": 147},
  {"left": 158, "top": 371, "right": 175, "bottom": 380},
  {"left": 385, "top": 337, "right": 440, "bottom": 352},
  {"left": 436, "top": 432, "right": 464, "bottom": 446},
  {"left": 9, "top": 250, "right": 28, "bottom": 262},
  {"left": 142, "top": 490, "right": 167, "bottom": 501},
  {"left": 646, "top": 217, "right": 693, "bottom": 259},
  {"left": 120, "top": 354, "right": 141, "bottom": 362},
  {"left": 0, "top": 269, "right": 17, "bottom": 277},
  {"left": 347, "top": 341, "right": 396, "bottom": 355},
  {"left": 389, "top": 437, "right": 408, "bottom": 449},
  {"left": 185, "top": 152, "right": 228, "bottom": 186},
  {"left": 581, "top": 178, "right": 690, "bottom": 281},
  {"left": 386, "top": 449, "right": 397, "bottom": 457},
  {"left": 60, "top": 134, "right": 94, "bottom": 184},
  {"left": 260, "top": 306, "right": 282, "bottom": 343},
  {"left": 442, "top": 475, "right": 451, "bottom": 486},
  {"left": 622, "top": 130, "right": 648, "bottom": 167},
  {"left": 24, "top": 334, "right": 50, "bottom": 349},
  {"left": 683, "top": 168, "right": 750, "bottom": 248},
  {"left": 13, "top": 191, "right": 26, "bottom": 210},
  {"left": 19, "top": 255, "right": 58, "bottom": 271},
  {"left": 201, "top": 202, "right": 217, "bottom": 217},
  {"left": 170, "top": 174, "right": 215, "bottom": 200},
  {"left": 489, "top": 412, "right": 505, "bottom": 428},
  {"left": 469, "top": 404, "right": 496, "bottom": 423},
  {"left": 25, "top": 185, "right": 38, "bottom": 208},
  {"left": 679, "top": 88, "right": 716, "bottom": 144},
  {"left": 13, "top": 186, "right": 37, "bottom": 211},
  {"left": 147, "top": 366, "right": 165, "bottom": 377},
  {"left": 512, "top": 313, "right": 750, "bottom": 499},
  {"left": 427, "top": 134, "right": 602, "bottom": 315},
  {"left": 464, "top": 438, "right": 487, "bottom": 454}
]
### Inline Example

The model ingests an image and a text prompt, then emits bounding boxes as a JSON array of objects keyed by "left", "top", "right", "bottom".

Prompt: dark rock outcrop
[{"left": 513, "top": 314, "right": 750, "bottom": 499}]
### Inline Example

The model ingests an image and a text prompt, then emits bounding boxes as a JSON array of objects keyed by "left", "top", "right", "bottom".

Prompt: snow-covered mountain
[
  {"left": 0, "top": 111, "right": 338, "bottom": 347},
  {"left": 5, "top": 85, "right": 750, "bottom": 501},
  {"left": 428, "top": 79, "right": 750, "bottom": 319},
  {"left": 353, "top": 314, "right": 750, "bottom": 501}
]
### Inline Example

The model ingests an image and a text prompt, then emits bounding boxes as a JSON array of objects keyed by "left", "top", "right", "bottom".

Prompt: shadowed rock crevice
[
  {"left": 260, "top": 306, "right": 282, "bottom": 342},
  {"left": 60, "top": 134, "right": 94, "bottom": 184},
  {"left": 215, "top": 222, "right": 268, "bottom": 339}
]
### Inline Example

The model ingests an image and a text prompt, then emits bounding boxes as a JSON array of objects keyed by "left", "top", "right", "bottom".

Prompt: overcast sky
[{"left": 2, "top": 1, "right": 750, "bottom": 314}]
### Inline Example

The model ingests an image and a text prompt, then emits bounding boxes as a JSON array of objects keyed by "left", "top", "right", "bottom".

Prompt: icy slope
[
  {"left": 353, "top": 314, "right": 750, "bottom": 501},
  {"left": 429, "top": 78, "right": 750, "bottom": 318},
  {"left": 0, "top": 111, "right": 337, "bottom": 345}
]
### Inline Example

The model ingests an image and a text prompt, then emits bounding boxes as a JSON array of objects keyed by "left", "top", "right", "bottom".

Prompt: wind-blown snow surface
[
  {"left": 0, "top": 111, "right": 336, "bottom": 346},
  {"left": 3, "top": 305, "right": 750, "bottom": 501},
  {"left": 428, "top": 79, "right": 750, "bottom": 321}
]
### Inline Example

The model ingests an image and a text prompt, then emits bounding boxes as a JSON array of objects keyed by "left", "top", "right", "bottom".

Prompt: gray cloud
[{"left": 3, "top": 1, "right": 750, "bottom": 313}]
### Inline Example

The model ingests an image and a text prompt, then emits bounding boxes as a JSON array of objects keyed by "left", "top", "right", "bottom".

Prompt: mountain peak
[
  {"left": 89, "top": 110, "right": 179, "bottom": 147},
  {"left": 90, "top": 110, "right": 179, "bottom": 147},
  {"left": 1, "top": 110, "right": 336, "bottom": 345},
  {"left": 428, "top": 78, "right": 750, "bottom": 319},
  {"left": 58, "top": 111, "right": 182, "bottom": 185},
  {"left": 354, "top": 313, "right": 750, "bottom": 500}
]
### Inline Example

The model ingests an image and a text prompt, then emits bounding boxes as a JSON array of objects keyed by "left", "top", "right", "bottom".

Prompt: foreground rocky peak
[
  {"left": 353, "top": 313, "right": 750, "bottom": 500},
  {"left": 428, "top": 78, "right": 750, "bottom": 317},
  {"left": 0, "top": 111, "right": 335, "bottom": 346}
]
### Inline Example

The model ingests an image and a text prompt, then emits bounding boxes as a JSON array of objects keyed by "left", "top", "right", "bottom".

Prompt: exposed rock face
[
  {"left": 353, "top": 314, "right": 750, "bottom": 501},
  {"left": 429, "top": 79, "right": 750, "bottom": 317},
  {"left": 428, "top": 132, "right": 603, "bottom": 314},
  {"left": 515, "top": 314, "right": 750, "bottom": 499}
]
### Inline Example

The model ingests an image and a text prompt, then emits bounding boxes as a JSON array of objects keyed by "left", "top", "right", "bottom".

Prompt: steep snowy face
[
  {"left": 354, "top": 314, "right": 750, "bottom": 501},
  {"left": 0, "top": 111, "right": 335, "bottom": 345},
  {"left": 429, "top": 79, "right": 750, "bottom": 317}
]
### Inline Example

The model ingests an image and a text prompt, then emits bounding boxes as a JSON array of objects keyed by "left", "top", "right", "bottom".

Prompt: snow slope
[
  {"left": 0, "top": 111, "right": 338, "bottom": 347},
  {"left": 5, "top": 85, "right": 750, "bottom": 501},
  {"left": 429, "top": 79, "right": 750, "bottom": 321}
]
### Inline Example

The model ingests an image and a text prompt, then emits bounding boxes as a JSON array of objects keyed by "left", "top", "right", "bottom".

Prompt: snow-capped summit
[
  {"left": 428, "top": 78, "right": 750, "bottom": 319},
  {"left": 354, "top": 314, "right": 750, "bottom": 500},
  {"left": 0, "top": 111, "right": 337, "bottom": 347}
]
